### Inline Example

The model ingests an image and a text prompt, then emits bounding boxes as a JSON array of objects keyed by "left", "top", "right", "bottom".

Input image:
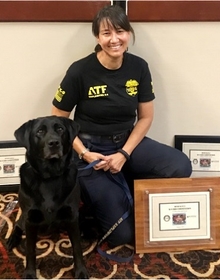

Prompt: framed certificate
[
  {"left": 0, "top": 141, "right": 26, "bottom": 192},
  {"left": 175, "top": 135, "right": 220, "bottom": 177},
  {"left": 149, "top": 191, "right": 210, "bottom": 242},
  {"left": 134, "top": 177, "right": 220, "bottom": 254}
]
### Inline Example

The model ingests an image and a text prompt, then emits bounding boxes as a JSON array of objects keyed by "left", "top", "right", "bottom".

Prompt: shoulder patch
[
  {"left": 151, "top": 81, "right": 154, "bottom": 94},
  {"left": 55, "top": 86, "right": 65, "bottom": 102}
]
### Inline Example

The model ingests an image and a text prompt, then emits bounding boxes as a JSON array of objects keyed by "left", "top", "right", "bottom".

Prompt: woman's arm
[
  {"left": 122, "top": 100, "right": 154, "bottom": 155},
  {"left": 51, "top": 105, "right": 107, "bottom": 165},
  {"left": 106, "top": 101, "right": 154, "bottom": 173},
  {"left": 51, "top": 105, "right": 86, "bottom": 156},
  {"left": 51, "top": 105, "right": 71, "bottom": 118}
]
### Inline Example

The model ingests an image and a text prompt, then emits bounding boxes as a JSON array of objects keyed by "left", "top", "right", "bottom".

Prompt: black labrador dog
[{"left": 7, "top": 116, "right": 89, "bottom": 279}]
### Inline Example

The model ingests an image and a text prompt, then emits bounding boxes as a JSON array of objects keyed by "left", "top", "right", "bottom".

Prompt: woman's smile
[{"left": 96, "top": 20, "right": 130, "bottom": 68}]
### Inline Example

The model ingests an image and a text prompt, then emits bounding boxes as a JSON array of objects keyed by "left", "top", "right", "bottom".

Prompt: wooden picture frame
[
  {"left": 128, "top": 1, "right": 220, "bottom": 22},
  {"left": 134, "top": 177, "right": 220, "bottom": 254},
  {"left": 0, "top": 1, "right": 110, "bottom": 22},
  {"left": 0, "top": 1, "right": 220, "bottom": 22}
]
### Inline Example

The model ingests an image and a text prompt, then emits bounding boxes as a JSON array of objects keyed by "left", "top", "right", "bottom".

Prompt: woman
[{"left": 51, "top": 5, "right": 192, "bottom": 247}]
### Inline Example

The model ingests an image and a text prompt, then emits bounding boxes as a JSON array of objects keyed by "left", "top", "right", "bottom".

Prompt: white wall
[{"left": 1, "top": 21, "right": 220, "bottom": 146}]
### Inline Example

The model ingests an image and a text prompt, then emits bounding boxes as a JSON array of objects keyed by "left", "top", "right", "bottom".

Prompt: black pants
[{"left": 75, "top": 135, "right": 192, "bottom": 247}]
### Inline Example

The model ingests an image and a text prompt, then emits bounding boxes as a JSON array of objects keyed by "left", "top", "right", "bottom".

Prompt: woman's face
[{"left": 97, "top": 19, "right": 130, "bottom": 59}]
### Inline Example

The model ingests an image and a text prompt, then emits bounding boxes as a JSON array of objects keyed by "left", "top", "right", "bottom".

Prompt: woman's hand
[
  {"left": 83, "top": 151, "right": 110, "bottom": 171},
  {"left": 104, "top": 152, "right": 127, "bottom": 173},
  {"left": 83, "top": 151, "right": 126, "bottom": 173}
]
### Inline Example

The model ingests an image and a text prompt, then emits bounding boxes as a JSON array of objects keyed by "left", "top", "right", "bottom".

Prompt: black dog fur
[{"left": 6, "top": 116, "right": 89, "bottom": 279}]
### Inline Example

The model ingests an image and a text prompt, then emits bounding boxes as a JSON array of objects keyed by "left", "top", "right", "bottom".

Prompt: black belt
[{"left": 78, "top": 131, "right": 130, "bottom": 144}]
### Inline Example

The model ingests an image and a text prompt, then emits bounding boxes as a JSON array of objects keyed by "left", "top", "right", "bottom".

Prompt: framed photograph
[
  {"left": 0, "top": 141, "right": 26, "bottom": 192},
  {"left": 175, "top": 135, "right": 220, "bottom": 177},
  {"left": 134, "top": 178, "right": 220, "bottom": 254}
]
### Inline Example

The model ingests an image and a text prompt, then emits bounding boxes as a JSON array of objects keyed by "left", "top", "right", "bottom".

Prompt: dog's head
[{"left": 14, "top": 116, "right": 80, "bottom": 160}]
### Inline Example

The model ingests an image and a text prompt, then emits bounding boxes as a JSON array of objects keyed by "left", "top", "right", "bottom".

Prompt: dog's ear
[
  {"left": 14, "top": 120, "right": 34, "bottom": 150},
  {"left": 61, "top": 118, "right": 80, "bottom": 141}
]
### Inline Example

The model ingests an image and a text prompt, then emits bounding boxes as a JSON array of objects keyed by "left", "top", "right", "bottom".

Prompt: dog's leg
[
  {"left": 67, "top": 220, "right": 89, "bottom": 279},
  {"left": 7, "top": 224, "right": 23, "bottom": 251},
  {"left": 23, "top": 221, "right": 38, "bottom": 279}
]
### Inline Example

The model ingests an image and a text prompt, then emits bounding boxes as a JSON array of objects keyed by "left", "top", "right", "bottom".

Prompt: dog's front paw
[
  {"left": 74, "top": 266, "right": 89, "bottom": 279},
  {"left": 23, "top": 269, "right": 37, "bottom": 279}
]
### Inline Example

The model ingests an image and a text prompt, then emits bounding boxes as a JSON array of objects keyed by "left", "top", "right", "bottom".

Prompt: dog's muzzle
[{"left": 44, "top": 139, "right": 63, "bottom": 159}]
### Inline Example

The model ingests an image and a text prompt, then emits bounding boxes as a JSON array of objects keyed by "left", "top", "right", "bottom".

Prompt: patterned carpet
[{"left": 1, "top": 193, "right": 220, "bottom": 279}]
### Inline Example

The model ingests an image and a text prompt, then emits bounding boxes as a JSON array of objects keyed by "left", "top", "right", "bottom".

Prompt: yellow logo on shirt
[
  {"left": 55, "top": 86, "right": 65, "bottom": 102},
  {"left": 151, "top": 82, "right": 154, "bottom": 93},
  {"left": 88, "top": 85, "right": 108, "bottom": 98},
  {"left": 125, "top": 79, "right": 139, "bottom": 96}
]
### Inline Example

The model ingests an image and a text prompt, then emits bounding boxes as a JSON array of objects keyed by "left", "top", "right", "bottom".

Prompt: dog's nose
[{"left": 48, "top": 139, "right": 60, "bottom": 148}]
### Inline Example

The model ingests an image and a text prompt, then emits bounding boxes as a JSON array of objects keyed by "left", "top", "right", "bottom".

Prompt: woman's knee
[
  {"left": 172, "top": 153, "right": 192, "bottom": 177},
  {"left": 106, "top": 217, "right": 134, "bottom": 247}
]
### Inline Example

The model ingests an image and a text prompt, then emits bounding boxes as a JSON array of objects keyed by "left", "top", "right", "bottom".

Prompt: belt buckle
[{"left": 113, "top": 133, "right": 123, "bottom": 143}]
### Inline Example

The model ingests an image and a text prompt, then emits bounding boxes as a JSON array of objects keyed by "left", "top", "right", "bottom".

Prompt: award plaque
[
  {"left": 0, "top": 140, "right": 26, "bottom": 192},
  {"left": 175, "top": 135, "right": 220, "bottom": 177},
  {"left": 134, "top": 177, "right": 220, "bottom": 253}
]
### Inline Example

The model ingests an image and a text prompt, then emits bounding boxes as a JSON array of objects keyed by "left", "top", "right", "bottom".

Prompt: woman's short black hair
[{"left": 92, "top": 5, "right": 135, "bottom": 52}]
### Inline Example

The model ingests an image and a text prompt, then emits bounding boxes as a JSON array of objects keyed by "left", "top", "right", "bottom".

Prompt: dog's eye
[
  {"left": 57, "top": 127, "right": 64, "bottom": 133},
  {"left": 37, "top": 129, "right": 44, "bottom": 136}
]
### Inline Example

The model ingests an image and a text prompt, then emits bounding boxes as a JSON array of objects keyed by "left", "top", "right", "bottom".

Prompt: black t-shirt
[{"left": 52, "top": 52, "right": 155, "bottom": 135}]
